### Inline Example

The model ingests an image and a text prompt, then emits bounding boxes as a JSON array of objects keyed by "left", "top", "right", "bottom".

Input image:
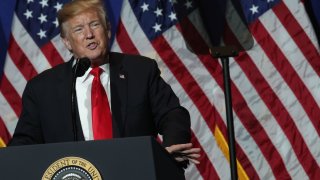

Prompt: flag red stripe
[
  {"left": 41, "top": 42, "right": 65, "bottom": 67},
  {"left": 191, "top": 132, "right": 220, "bottom": 179},
  {"left": 151, "top": 35, "right": 221, "bottom": 179},
  {"left": 8, "top": 35, "right": 38, "bottom": 81},
  {"left": 116, "top": 21, "right": 140, "bottom": 55},
  {"left": 0, "top": 75, "right": 22, "bottom": 117},
  {"left": 274, "top": 2, "right": 320, "bottom": 76},
  {"left": 251, "top": 20, "right": 320, "bottom": 137},
  {"left": 236, "top": 52, "right": 320, "bottom": 178}
]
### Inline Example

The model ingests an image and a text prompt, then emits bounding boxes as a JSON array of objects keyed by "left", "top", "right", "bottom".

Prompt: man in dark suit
[{"left": 9, "top": 0, "right": 200, "bottom": 165}]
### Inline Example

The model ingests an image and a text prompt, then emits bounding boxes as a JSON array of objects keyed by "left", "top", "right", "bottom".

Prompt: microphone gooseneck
[{"left": 71, "top": 57, "right": 91, "bottom": 141}]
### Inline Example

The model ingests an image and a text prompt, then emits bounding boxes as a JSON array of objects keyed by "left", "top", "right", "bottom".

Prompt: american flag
[{"left": 1, "top": 0, "right": 320, "bottom": 179}]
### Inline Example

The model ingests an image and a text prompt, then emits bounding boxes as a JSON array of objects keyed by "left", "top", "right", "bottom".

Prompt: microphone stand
[{"left": 210, "top": 46, "right": 239, "bottom": 180}]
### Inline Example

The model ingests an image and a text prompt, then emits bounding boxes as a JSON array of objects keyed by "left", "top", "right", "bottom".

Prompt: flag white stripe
[
  {"left": 4, "top": 53, "right": 27, "bottom": 97},
  {"left": 0, "top": 93, "right": 18, "bottom": 135},
  {"left": 11, "top": 13, "right": 51, "bottom": 73}
]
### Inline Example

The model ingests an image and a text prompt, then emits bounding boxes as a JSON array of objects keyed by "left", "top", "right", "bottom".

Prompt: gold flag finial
[{"left": 0, "top": 137, "right": 6, "bottom": 148}]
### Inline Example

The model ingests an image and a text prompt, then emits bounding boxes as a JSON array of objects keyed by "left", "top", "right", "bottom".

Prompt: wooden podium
[{"left": 0, "top": 136, "right": 185, "bottom": 179}]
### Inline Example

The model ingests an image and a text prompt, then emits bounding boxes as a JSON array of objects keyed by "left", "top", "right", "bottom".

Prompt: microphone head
[{"left": 75, "top": 57, "right": 91, "bottom": 77}]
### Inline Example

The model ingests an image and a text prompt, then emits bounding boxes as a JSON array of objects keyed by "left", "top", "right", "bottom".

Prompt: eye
[
  {"left": 91, "top": 22, "right": 101, "bottom": 29},
  {"left": 73, "top": 27, "right": 83, "bottom": 34}
]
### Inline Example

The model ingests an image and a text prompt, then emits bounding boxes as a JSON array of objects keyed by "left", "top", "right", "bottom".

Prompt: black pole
[
  {"left": 221, "top": 57, "right": 238, "bottom": 180},
  {"left": 71, "top": 58, "right": 80, "bottom": 141},
  {"left": 210, "top": 46, "right": 238, "bottom": 180}
]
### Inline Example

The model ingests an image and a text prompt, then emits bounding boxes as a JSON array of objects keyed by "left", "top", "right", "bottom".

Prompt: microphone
[
  {"left": 74, "top": 57, "right": 91, "bottom": 77},
  {"left": 71, "top": 57, "right": 91, "bottom": 141}
]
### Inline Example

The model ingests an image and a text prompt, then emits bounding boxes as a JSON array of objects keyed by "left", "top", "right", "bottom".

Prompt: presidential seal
[{"left": 42, "top": 157, "right": 102, "bottom": 180}]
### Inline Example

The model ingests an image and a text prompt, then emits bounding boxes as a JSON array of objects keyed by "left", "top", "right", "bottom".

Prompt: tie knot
[{"left": 90, "top": 67, "right": 103, "bottom": 77}]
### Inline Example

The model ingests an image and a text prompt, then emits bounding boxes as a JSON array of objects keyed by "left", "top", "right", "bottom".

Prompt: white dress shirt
[{"left": 76, "top": 64, "right": 111, "bottom": 140}]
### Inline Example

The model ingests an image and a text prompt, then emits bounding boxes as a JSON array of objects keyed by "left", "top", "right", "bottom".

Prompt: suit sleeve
[
  {"left": 148, "top": 60, "right": 191, "bottom": 147},
  {"left": 8, "top": 81, "right": 44, "bottom": 146}
]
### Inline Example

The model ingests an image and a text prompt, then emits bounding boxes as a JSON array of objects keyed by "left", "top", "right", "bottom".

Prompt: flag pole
[{"left": 210, "top": 46, "right": 239, "bottom": 180}]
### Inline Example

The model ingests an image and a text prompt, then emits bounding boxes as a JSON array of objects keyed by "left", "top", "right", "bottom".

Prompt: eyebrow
[
  {"left": 89, "top": 20, "right": 100, "bottom": 25},
  {"left": 72, "top": 24, "right": 84, "bottom": 30},
  {"left": 71, "top": 20, "right": 100, "bottom": 29}
]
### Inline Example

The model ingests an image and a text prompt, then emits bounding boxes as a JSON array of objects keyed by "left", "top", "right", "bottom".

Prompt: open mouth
[{"left": 87, "top": 42, "right": 98, "bottom": 50}]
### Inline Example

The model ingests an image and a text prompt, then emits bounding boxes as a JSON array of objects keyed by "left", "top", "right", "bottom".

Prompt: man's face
[{"left": 62, "top": 10, "right": 110, "bottom": 65}]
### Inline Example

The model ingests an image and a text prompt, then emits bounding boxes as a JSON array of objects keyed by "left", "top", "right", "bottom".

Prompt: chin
[{"left": 85, "top": 53, "right": 102, "bottom": 60}]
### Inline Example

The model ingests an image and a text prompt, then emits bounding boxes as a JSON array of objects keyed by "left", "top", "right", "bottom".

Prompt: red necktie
[{"left": 90, "top": 67, "right": 113, "bottom": 139}]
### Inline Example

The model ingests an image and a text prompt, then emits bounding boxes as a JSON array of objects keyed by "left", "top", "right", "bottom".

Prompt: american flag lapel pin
[{"left": 119, "top": 74, "right": 125, "bottom": 79}]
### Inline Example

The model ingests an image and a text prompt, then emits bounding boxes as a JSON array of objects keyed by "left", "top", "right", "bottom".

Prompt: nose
[{"left": 85, "top": 26, "right": 94, "bottom": 39}]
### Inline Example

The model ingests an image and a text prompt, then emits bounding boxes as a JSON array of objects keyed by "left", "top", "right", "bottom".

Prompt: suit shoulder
[
  {"left": 28, "top": 61, "right": 71, "bottom": 86},
  {"left": 111, "top": 52, "right": 155, "bottom": 64}
]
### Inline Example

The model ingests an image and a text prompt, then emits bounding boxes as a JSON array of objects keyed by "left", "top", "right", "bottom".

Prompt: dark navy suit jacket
[{"left": 9, "top": 52, "right": 191, "bottom": 147}]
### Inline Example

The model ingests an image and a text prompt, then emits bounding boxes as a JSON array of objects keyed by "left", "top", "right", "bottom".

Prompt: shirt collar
[{"left": 78, "top": 63, "right": 110, "bottom": 83}]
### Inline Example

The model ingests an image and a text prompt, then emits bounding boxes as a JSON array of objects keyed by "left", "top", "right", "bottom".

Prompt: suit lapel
[{"left": 110, "top": 53, "right": 128, "bottom": 137}]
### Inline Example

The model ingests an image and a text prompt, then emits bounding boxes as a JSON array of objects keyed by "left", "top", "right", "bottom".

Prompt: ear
[{"left": 62, "top": 37, "right": 72, "bottom": 51}]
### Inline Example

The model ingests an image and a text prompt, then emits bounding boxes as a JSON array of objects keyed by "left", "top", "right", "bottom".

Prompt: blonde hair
[{"left": 57, "top": 0, "right": 110, "bottom": 37}]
